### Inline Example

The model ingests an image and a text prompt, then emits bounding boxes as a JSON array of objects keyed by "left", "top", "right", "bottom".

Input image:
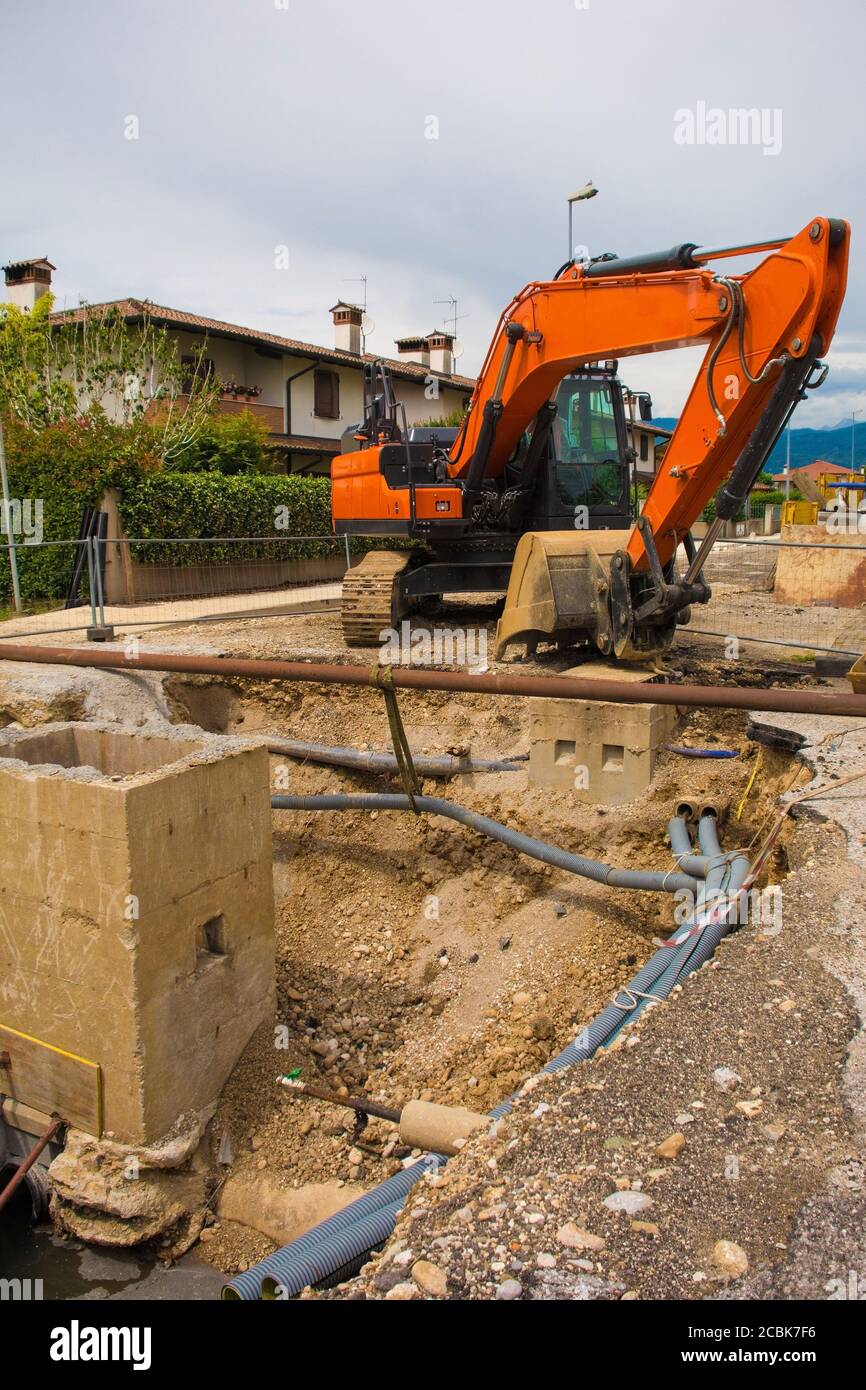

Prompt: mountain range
[{"left": 652, "top": 418, "right": 866, "bottom": 474}]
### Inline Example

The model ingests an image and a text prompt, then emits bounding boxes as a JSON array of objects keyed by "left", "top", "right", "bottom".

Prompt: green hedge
[
  {"left": 701, "top": 488, "right": 800, "bottom": 523},
  {"left": 117, "top": 471, "right": 415, "bottom": 568},
  {"left": 117, "top": 472, "right": 337, "bottom": 565},
  {"left": 0, "top": 415, "right": 150, "bottom": 603}
]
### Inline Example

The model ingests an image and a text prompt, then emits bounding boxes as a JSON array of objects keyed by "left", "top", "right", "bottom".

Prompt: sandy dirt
[{"left": 0, "top": 603, "right": 858, "bottom": 1294}]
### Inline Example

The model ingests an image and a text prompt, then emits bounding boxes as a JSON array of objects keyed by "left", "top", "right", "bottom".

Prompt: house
[
  {"left": 621, "top": 394, "right": 672, "bottom": 482},
  {"left": 2, "top": 257, "right": 475, "bottom": 476},
  {"left": 630, "top": 421, "right": 673, "bottom": 484},
  {"left": 3, "top": 256, "right": 669, "bottom": 484},
  {"left": 768, "top": 459, "right": 854, "bottom": 488}
]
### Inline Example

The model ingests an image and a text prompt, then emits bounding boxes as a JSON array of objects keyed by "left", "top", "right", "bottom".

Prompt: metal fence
[
  {"left": 0, "top": 534, "right": 352, "bottom": 640},
  {"left": 2, "top": 529, "right": 865, "bottom": 661},
  {"left": 684, "top": 536, "right": 866, "bottom": 657}
]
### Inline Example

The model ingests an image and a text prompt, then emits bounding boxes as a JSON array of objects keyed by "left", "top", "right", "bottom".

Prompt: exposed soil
[
  {"left": 148, "top": 627, "right": 808, "bottom": 1279},
  {"left": 0, "top": 603, "right": 855, "bottom": 1294}
]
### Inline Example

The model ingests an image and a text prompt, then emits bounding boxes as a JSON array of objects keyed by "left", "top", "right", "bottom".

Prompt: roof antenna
[{"left": 342, "top": 275, "right": 374, "bottom": 351}]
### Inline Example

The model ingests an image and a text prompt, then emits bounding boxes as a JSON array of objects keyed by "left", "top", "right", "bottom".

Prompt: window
[
  {"left": 181, "top": 353, "right": 215, "bottom": 395},
  {"left": 560, "top": 384, "right": 619, "bottom": 461},
  {"left": 640, "top": 432, "right": 649, "bottom": 462},
  {"left": 551, "top": 377, "right": 628, "bottom": 511},
  {"left": 314, "top": 369, "right": 340, "bottom": 419}
]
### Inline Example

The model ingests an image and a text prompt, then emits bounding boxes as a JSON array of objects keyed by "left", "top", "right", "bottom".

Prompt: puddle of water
[{"left": 0, "top": 1214, "right": 224, "bottom": 1302}]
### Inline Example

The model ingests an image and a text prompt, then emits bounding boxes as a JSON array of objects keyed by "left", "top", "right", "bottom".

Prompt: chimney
[
  {"left": 394, "top": 335, "right": 430, "bottom": 367},
  {"left": 427, "top": 330, "right": 454, "bottom": 377},
  {"left": 3, "top": 256, "right": 55, "bottom": 310},
  {"left": 330, "top": 301, "right": 363, "bottom": 355}
]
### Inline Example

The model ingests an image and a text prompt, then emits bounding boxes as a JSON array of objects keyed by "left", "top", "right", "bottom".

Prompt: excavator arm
[{"left": 470, "top": 216, "right": 850, "bottom": 657}]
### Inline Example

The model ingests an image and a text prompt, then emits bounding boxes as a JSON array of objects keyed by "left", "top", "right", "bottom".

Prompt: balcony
[{"left": 147, "top": 394, "right": 283, "bottom": 435}]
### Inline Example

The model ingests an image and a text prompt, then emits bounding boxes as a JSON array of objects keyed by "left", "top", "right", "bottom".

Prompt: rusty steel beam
[{"left": 0, "top": 642, "right": 863, "bottom": 716}]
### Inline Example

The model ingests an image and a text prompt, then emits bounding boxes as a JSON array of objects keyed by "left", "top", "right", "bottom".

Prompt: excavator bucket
[{"left": 493, "top": 529, "right": 632, "bottom": 660}]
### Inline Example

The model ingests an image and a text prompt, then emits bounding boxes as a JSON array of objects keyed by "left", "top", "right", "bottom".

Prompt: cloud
[{"left": 1, "top": 0, "right": 864, "bottom": 424}]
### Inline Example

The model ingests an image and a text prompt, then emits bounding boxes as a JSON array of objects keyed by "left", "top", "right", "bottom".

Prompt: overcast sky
[{"left": 2, "top": 0, "right": 864, "bottom": 427}]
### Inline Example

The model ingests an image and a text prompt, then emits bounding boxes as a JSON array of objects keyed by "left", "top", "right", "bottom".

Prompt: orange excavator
[{"left": 332, "top": 216, "right": 849, "bottom": 659}]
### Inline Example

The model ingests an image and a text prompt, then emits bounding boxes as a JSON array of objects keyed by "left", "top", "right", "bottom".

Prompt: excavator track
[{"left": 341, "top": 549, "right": 410, "bottom": 647}]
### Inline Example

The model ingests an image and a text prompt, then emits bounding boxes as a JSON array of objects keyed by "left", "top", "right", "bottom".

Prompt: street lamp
[
  {"left": 852, "top": 408, "right": 861, "bottom": 473},
  {"left": 568, "top": 181, "right": 598, "bottom": 262}
]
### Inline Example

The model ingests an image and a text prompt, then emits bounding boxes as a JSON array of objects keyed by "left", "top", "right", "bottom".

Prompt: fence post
[
  {"left": 84, "top": 535, "right": 99, "bottom": 632},
  {"left": 0, "top": 417, "right": 22, "bottom": 613},
  {"left": 86, "top": 532, "right": 114, "bottom": 642},
  {"left": 344, "top": 534, "right": 351, "bottom": 571}
]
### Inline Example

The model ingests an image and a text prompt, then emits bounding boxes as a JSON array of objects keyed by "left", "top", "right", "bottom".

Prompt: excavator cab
[{"left": 521, "top": 367, "right": 633, "bottom": 532}]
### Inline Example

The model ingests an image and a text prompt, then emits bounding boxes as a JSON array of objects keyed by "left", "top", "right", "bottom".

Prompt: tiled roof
[
  {"left": 632, "top": 420, "right": 673, "bottom": 438},
  {"left": 50, "top": 298, "right": 476, "bottom": 393},
  {"left": 768, "top": 459, "right": 854, "bottom": 481},
  {"left": 3, "top": 255, "right": 56, "bottom": 272},
  {"left": 265, "top": 434, "right": 341, "bottom": 454}
]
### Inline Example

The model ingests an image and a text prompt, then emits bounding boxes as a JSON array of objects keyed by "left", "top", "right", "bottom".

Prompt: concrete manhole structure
[{"left": 0, "top": 721, "right": 275, "bottom": 1251}]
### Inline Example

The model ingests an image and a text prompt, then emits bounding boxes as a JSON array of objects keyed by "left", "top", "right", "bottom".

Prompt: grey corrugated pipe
[
  {"left": 226, "top": 814, "right": 753, "bottom": 1299},
  {"left": 271, "top": 793, "right": 701, "bottom": 896},
  {"left": 265, "top": 737, "right": 523, "bottom": 778},
  {"left": 667, "top": 813, "right": 742, "bottom": 881}
]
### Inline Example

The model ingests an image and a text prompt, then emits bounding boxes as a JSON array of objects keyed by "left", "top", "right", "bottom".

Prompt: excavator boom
[{"left": 482, "top": 217, "right": 849, "bottom": 657}]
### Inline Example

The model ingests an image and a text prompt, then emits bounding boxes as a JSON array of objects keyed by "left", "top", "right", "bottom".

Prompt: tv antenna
[
  {"left": 434, "top": 294, "right": 469, "bottom": 342},
  {"left": 342, "top": 275, "right": 373, "bottom": 350}
]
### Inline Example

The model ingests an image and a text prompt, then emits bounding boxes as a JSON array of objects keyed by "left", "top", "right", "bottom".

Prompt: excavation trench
[{"left": 154, "top": 670, "right": 799, "bottom": 1282}]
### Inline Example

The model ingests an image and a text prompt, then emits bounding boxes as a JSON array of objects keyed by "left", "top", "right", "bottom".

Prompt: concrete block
[
  {"left": 774, "top": 524, "right": 866, "bottom": 607},
  {"left": 0, "top": 723, "right": 275, "bottom": 1144},
  {"left": 528, "top": 664, "right": 677, "bottom": 805}
]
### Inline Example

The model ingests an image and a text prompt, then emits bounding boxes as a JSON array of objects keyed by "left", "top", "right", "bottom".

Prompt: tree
[{"left": 0, "top": 295, "right": 220, "bottom": 464}]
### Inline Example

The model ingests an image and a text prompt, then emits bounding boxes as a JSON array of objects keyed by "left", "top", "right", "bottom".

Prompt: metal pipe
[
  {"left": 691, "top": 237, "right": 789, "bottom": 264},
  {"left": 91, "top": 531, "right": 107, "bottom": 629},
  {"left": 264, "top": 736, "right": 522, "bottom": 778},
  {"left": 0, "top": 1117, "right": 63, "bottom": 1216},
  {"left": 278, "top": 1077, "right": 400, "bottom": 1124},
  {"left": 0, "top": 644, "right": 864, "bottom": 717}
]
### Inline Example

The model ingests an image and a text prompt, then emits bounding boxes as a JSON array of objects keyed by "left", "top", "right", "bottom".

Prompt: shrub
[
  {"left": 117, "top": 471, "right": 336, "bottom": 565},
  {"left": 0, "top": 413, "right": 156, "bottom": 601},
  {"left": 174, "top": 410, "right": 276, "bottom": 475}
]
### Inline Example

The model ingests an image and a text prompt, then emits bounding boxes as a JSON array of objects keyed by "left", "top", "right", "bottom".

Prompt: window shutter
[{"left": 314, "top": 370, "right": 339, "bottom": 419}]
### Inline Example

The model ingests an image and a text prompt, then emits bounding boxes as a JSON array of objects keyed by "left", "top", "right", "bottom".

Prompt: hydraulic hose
[{"left": 271, "top": 793, "right": 701, "bottom": 896}]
